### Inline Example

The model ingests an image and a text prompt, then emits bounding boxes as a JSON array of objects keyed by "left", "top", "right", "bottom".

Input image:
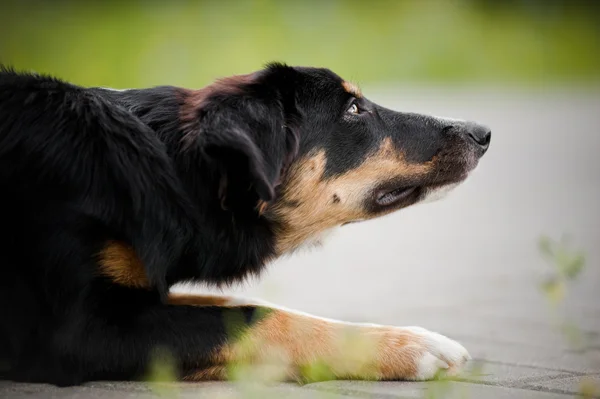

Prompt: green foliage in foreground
[
  {"left": 1, "top": 0, "right": 598, "bottom": 88},
  {"left": 537, "top": 236, "right": 598, "bottom": 398}
]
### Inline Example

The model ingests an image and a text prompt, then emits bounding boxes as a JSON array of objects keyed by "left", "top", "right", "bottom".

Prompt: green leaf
[
  {"left": 539, "top": 278, "right": 565, "bottom": 306},
  {"left": 538, "top": 236, "right": 554, "bottom": 259},
  {"left": 564, "top": 253, "right": 585, "bottom": 279}
]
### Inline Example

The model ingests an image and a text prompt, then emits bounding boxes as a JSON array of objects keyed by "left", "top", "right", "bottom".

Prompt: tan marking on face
[
  {"left": 342, "top": 81, "right": 362, "bottom": 98},
  {"left": 210, "top": 308, "right": 427, "bottom": 380},
  {"left": 98, "top": 241, "right": 148, "bottom": 288},
  {"left": 269, "top": 137, "right": 435, "bottom": 254},
  {"left": 168, "top": 293, "right": 234, "bottom": 307}
]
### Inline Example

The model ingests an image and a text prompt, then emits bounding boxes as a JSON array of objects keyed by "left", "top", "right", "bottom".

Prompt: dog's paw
[{"left": 403, "top": 327, "right": 470, "bottom": 380}]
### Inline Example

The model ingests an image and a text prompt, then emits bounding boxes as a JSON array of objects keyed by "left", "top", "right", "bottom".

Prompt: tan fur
[
  {"left": 270, "top": 137, "right": 435, "bottom": 254},
  {"left": 256, "top": 200, "right": 269, "bottom": 216},
  {"left": 184, "top": 366, "right": 228, "bottom": 381},
  {"left": 342, "top": 81, "right": 362, "bottom": 98},
  {"left": 98, "top": 241, "right": 148, "bottom": 288},
  {"left": 168, "top": 293, "right": 234, "bottom": 307},
  {"left": 204, "top": 307, "right": 426, "bottom": 381}
]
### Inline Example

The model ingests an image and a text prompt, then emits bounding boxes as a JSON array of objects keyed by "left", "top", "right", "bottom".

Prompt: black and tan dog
[{"left": 0, "top": 63, "right": 490, "bottom": 385}]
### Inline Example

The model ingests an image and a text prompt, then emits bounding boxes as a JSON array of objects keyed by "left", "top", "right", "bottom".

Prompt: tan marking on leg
[
  {"left": 168, "top": 293, "right": 234, "bottom": 307},
  {"left": 342, "top": 81, "right": 362, "bottom": 98},
  {"left": 184, "top": 366, "right": 228, "bottom": 381},
  {"left": 212, "top": 308, "right": 429, "bottom": 381},
  {"left": 269, "top": 137, "right": 435, "bottom": 254},
  {"left": 98, "top": 241, "right": 148, "bottom": 288}
]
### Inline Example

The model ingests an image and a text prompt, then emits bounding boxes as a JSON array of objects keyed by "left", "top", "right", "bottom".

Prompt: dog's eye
[{"left": 347, "top": 102, "right": 359, "bottom": 115}]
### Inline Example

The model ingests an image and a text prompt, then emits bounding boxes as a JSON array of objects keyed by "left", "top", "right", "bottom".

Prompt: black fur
[
  {"left": 0, "top": 63, "right": 309, "bottom": 385},
  {"left": 0, "top": 63, "right": 489, "bottom": 385}
]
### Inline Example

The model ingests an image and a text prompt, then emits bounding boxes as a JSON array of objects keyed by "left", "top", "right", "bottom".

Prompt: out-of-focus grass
[
  {"left": 1, "top": 0, "right": 598, "bottom": 88},
  {"left": 538, "top": 235, "right": 585, "bottom": 308},
  {"left": 538, "top": 235, "right": 599, "bottom": 397},
  {"left": 146, "top": 347, "right": 180, "bottom": 398}
]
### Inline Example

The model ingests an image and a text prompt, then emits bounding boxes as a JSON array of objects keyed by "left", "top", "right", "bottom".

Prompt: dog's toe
[{"left": 404, "top": 327, "right": 470, "bottom": 380}]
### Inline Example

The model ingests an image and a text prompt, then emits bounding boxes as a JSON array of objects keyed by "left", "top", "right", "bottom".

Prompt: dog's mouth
[
  {"left": 375, "top": 186, "right": 420, "bottom": 207},
  {"left": 369, "top": 184, "right": 426, "bottom": 212},
  {"left": 343, "top": 185, "right": 423, "bottom": 226},
  {"left": 344, "top": 180, "right": 459, "bottom": 226},
  {"left": 371, "top": 175, "right": 468, "bottom": 210}
]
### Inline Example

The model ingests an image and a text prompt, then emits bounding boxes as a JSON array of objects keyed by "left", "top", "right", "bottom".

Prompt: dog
[{"left": 0, "top": 63, "right": 490, "bottom": 386}]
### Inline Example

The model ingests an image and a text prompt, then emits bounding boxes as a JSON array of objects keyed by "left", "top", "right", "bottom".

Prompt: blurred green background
[{"left": 0, "top": 0, "right": 598, "bottom": 88}]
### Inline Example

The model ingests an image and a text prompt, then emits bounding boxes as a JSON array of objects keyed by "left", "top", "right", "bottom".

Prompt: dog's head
[{"left": 181, "top": 63, "right": 490, "bottom": 255}]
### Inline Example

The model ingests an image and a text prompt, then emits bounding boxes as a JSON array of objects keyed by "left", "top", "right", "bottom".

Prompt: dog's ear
[
  {"left": 181, "top": 64, "right": 299, "bottom": 211},
  {"left": 204, "top": 119, "right": 277, "bottom": 204}
]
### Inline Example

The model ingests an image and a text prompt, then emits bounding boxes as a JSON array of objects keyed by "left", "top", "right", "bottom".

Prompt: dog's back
[{"left": 0, "top": 69, "right": 198, "bottom": 383}]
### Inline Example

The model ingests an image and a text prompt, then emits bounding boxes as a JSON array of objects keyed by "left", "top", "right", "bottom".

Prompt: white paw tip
[
  {"left": 415, "top": 352, "right": 450, "bottom": 380},
  {"left": 409, "top": 327, "right": 470, "bottom": 380}
]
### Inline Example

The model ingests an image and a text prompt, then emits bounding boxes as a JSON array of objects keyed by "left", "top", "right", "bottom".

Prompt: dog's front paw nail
[{"left": 406, "top": 327, "right": 470, "bottom": 380}]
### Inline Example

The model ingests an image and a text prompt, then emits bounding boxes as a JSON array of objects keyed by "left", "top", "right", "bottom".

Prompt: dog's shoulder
[
  {"left": 0, "top": 65, "right": 82, "bottom": 97},
  {"left": 0, "top": 67, "right": 199, "bottom": 294},
  {"left": 0, "top": 66, "right": 103, "bottom": 127},
  {"left": 0, "top": 67, "right": 164, "bottom": 143}
]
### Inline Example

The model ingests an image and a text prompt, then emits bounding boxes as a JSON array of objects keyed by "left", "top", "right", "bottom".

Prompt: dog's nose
[
  {"left": 443, "top": 121, "right": 491, "bottom": 153},
  {"left": 467, "top": 124, "right": 491, "bottom": 149},
  {"left": 465, "top": 123, "right": 492, "bottom": 151},
  {"left": 454, "top": 122, "right": 491, "bottom": 152}
]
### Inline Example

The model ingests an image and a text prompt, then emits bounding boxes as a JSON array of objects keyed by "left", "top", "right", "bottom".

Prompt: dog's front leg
[{"left": 169, "top": 293, "right": 470, "bottom": 381}]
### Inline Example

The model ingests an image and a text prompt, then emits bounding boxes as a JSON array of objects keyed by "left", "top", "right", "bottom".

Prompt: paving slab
[
  {"left": 523, "top": 374, "right": 600, "bottom": 398},
  {"left": 0, "top": 381, "right": 360, "bottom": 399},
  {"left": 455, "top": 361, "right": 574, "bottom": 387},
  {"left": 459, "top": 340, "right": 600, "bottom": 374},
  {"left": 304, "top": 380, "right": 576, "bottom": 398},
  {"left": 0, "top": 382, "right": 61, "bottom": 398}
]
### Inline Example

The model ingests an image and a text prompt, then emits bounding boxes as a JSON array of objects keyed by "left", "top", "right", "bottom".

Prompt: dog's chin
[
  {"left": 418, "top": 165, "right": 475, "bottom": 205},
  {"left": 417, "top": 148, "right": 482, "bottom": 205},
  {"left": 418, "top": 182, "right": 462, "bottom": 205},
  {"left": 340, "top": 179, "right": 463, "bottom": 228},
  {"left": 367, "top": 170, "right": 473, "bottom": 216}
]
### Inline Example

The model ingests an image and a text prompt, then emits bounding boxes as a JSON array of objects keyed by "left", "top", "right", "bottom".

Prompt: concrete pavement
[{"left": 2, "top": 86, "right": 599, "bottom": 398}]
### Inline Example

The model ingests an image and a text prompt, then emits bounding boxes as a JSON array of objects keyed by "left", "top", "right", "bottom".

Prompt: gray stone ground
[{"left": 2, "top": 87, "right": 599, "bottom": 398}]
